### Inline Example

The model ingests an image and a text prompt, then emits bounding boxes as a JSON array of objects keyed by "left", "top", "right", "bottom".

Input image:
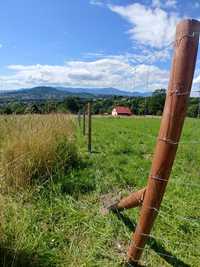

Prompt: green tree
[
  {"left": 147, "top": 89, "right": 166, "bottom": 115},
  {"left": 187, "top": 104, "right": 198, "bottom": 117},
  {"left": 25, "top": 104, "right": 41, "bottom": 114},
  {"left": 63, "top": 97, "right": 80, "bottom": 113}
]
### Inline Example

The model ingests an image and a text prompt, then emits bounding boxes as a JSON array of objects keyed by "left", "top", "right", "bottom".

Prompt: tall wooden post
[
  {"left": 87, "top": 102, "right": 92, "bottom": 153},
  {"left": 83, "top": 106, "right": 86, "bottom": 136},
  {"left": 127, "top": 19, "right": 200, "bottom": 264}
]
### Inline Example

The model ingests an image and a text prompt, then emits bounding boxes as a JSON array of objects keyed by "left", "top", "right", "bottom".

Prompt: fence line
[
  {"left": 102, "top": 19, "right": 200, "bottom": 265},
  {"left": 113, "top": 208, "right": 200, "bottom": 263}
]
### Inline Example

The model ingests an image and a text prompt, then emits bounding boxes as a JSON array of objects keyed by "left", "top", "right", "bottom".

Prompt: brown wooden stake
[
  {"left": 83, "top": 107, "right": 86, "bottom": 136},
  {"left": 114, "top": 188, "right": 146, "bottom": 211},
  {"left": 127, "top": 19, "right": 200, "bottom": 264},
  {"left": 88, "top": 102, "right": 92, "bottom": 153},
  {"left": 78, "top": 111, "right": 81, "bottom": 128}
]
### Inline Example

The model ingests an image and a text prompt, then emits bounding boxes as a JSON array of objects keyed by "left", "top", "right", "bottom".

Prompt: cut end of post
[
  {"left": 176, "top": 19, "right": 200, "bottom": 34},
  {"left": 117, "top": 188, "right": 146, "bottom": 211}
]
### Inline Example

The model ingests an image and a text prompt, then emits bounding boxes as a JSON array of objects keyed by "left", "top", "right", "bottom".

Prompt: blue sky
[{"left": 0, "top": 0, "right": 200, "bottom": 92}]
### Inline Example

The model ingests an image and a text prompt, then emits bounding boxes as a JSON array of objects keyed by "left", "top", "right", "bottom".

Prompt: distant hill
[
  {"left": 0, "top": 86, "right": 93, "bottom": 102},
  {"left": 0, "top": 86, "right": 152, "bottom": 102},
  {"left": 57, "top": 87, "right": 152, "bottom": 97}
]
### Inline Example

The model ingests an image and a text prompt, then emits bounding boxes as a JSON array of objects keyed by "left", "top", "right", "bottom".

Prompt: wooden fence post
[
  {"left": 126, "top": 19, "right": 200, "bottom": 265},
  {"left": 83, "top": 106, "right": 86, "bottom": 136},
  {"left": 78, "top": 111, "right": 81, "bottom": 128},
  {"left": 105, "top": 19, "right": 200, "bottom": 264},
  {"left": 87, "top": 102, "right": 92, "bottom": 153}
]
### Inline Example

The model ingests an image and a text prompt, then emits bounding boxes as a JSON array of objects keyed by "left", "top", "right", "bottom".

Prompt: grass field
[{"left": 0, "top": 115, "right": 199, "bottom": 266}]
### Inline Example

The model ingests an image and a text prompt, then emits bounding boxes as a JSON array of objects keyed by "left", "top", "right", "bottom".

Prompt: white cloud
[
  {"left": 0, "top": 2, "right": 183, "bottom": 92},
  {"left": 152, "top": 0, "right": 177, "bottom": 8},
  {"left": 83, "top": 48, "right": 171, "bottom": 64},
  {"left": 0, "top": 44, "right": 3, "bottom": 49},
  {"left": 193, "top": 72, "right": 200, "bottom": 85},
  {"left": 165, "top": 0, "right": 177, "bottom": 8},
  {"left": 128, "top": 48, "right": 171, "bottom": 64},
  {"left": 109, "top": 3, "right": 180, "bottom": 48},
  {"left": 0, "top": 58, "right": 169, "bottom": 92},
  {"left": 90, "top": 0, "right": 104, "bottom": 6},
  {"left": 152, "top": 0, "right": 161, "bottom": 8},
  {"left": 82, "top": 52, "right": 106, "bottom": 59}
]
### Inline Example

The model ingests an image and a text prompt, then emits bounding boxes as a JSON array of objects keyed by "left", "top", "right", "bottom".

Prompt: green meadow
[{"left": 0, "top": 115, "right": 199, "bottom": 267}]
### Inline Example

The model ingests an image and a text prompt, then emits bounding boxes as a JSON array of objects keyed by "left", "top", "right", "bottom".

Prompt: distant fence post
[
  {"left": 83, "top": 106, "right": 86, "bottom": 136},
  {"left": 126, "top": 19, "right": 200, "bottom": 265},
  {"left": 87, "top": 102, "right": 92, "bottom": 153},
  {"left": 78, "top": 111, "right": 81, "bottom": 128}
]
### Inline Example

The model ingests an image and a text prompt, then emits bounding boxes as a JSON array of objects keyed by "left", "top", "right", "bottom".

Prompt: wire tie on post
[
  {"left": 131, "top": 242, "right": 178, "bottom": 259},
  {"left": 158, "top": 137, "right": 179, "bottom": 145},
  {"left": 178, "top": 31, "right": 200, "bottom": 38},
  {"left": 169, "top": 89, "right": 190, "bottom": 96},
  {"left": 141, "top": 204, "right": 160, "bottom": 212},
  {"left": 131, "top": 242, "right": 144, "bottom": 251},
  {"left": 150, "top": 174, "right": 169, "bottom": 182},
  {"left": 176, "top": 31, "right": 200, "bottom": 46}
]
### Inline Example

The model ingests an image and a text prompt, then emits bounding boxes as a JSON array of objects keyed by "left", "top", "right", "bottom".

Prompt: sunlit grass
[
  {"left": 0, "top": 114, "right": 78, "bottom": 189},
  {"left": 0, "top": 115, "right": 199, "bottom": 266}
]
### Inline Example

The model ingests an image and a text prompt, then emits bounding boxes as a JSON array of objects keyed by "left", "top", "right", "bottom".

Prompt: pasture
[{"left": 0, "top": 115, "right": 199, "bottom": 266}]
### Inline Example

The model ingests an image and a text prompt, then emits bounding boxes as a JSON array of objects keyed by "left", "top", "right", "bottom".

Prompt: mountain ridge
[{"left": 0, "top": 86, "right": 152, "bottom": 102}]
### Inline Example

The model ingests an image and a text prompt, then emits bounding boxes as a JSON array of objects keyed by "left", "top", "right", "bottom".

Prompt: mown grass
[{"left": 0, "top": 115, "right": 199, "bottom": 266}]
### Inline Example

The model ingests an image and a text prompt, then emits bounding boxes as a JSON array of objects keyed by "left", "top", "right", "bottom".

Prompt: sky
[{"left": 0, "top": 0, "right": 200, "bottom": 92}]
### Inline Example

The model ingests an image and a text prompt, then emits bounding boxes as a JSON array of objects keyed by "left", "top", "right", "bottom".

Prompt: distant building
[{"left": 112, "top": 106, "right": 132, "bottom": 117}]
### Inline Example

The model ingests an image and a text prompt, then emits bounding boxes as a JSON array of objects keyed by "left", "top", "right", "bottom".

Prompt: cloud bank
[
  {"left": 2, "top": 1, "right": 200, "bottom": 92},
  {"left": 0, "top": 58, "right": 169, "bottom": 92}
]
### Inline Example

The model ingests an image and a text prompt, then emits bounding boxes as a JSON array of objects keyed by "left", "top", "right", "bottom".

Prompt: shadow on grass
[
  {"left": 90, "top": 150, "right": 101, "bottom": 154},
  {"left": 124, "top": 263, "right": 145, "bottom": 267},
  {"left": 60, "top": 160, "right": 96, "bottom": 196},
  {"left": 0, "top": 247, "right": 56, "bottom": 267},
  {"left": 113, "top": 211, "right": 191, "bottom": 267},
  {"left": 47, "top": 155, "right": 97, "bottom": 197}
]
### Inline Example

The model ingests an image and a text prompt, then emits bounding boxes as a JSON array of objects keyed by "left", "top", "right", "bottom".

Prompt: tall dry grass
[{"left": 0, "top": 114, "right": 79, "bottom": 189}]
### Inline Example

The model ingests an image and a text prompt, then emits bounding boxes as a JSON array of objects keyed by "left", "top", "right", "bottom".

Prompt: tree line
[{"left": 0, "top": 89, "right": 199, "bottom": 117}]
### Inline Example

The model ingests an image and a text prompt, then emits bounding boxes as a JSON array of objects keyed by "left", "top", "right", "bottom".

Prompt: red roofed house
[{"left": 112, "top": 106, "right": 133, "bottom": 117}]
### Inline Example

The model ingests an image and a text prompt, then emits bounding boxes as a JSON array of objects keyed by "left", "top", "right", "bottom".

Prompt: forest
[{"left": 0, "top": 89, "right": 199, "bottom": 117}]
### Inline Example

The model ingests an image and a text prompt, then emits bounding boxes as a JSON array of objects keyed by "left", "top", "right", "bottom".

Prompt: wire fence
[
  {"left": 0, "top": 102, "right": 199, "bottom": 265},
  {"left": 80, "top": 50, "right": 200, "bottom": 265},
  {"left": 90, "top": 112, "right": 200, "bottom": 265},
  {"left": 1, "top": 114, "right": 196, "bottom": 264},
  {"left": 1, "top": 30, "right": 200, "bottom": 266}
]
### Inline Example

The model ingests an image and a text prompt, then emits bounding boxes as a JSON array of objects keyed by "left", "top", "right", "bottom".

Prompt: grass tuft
[{"left": 0, "top": 114, "right": 79, "bottom": 189}]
